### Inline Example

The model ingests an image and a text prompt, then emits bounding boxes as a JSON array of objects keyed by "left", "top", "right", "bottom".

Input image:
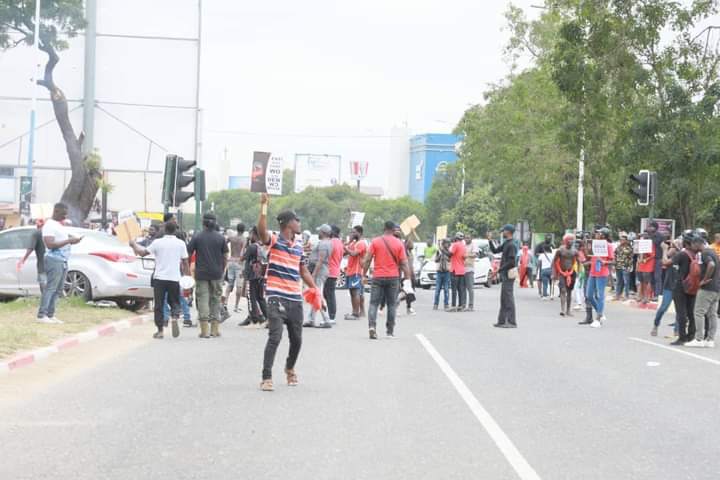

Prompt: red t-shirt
[
  {"left": 328, "top": 237, "right": 344, "bottom": 278},
  {"left": 369, "top": 235, "right": 407, "bottom": 278},
  {"left": 450, "top": 241, "right": 467, "bottom": 276},
  {"left": 637, "top": 244, "right": 656, "bottom": 273},
  {"left": 590, "top": 244, "right": 614, "bottom": 277},
  {"left": 346, "top": 239, "right": 367, "bottom": 277}
]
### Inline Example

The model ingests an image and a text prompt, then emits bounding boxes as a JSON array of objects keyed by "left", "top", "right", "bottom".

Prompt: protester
[
  {"left": 685, "top": 236, "right": 720, "bottom": 348},
  {"left": 423, "top": 239, "right": 438, "bottom": 263},
  {"left": 240, "top": 227, "right": 268, "bottom": 327},
  {"left": 517, "top": 243, "right": 533, "bottom": 288},
  {"left": 344, "top": 225, "right": 367, "bottom": 320},
  {"left": 651, "top": 238, "right": 680, "bottom": 337},
  {"left": 636, "top": 232, "right": 656, "bottom": 304},
  {"left": 363, "top": 221, "right": 412, "bottom": 339},
  {"left": 324, "top": 225, "right": 343, "bottom": 324},
  {"left": 187, "top": 213, "right": 228, "bottom": 338},
  {"left": 305, "top": 224, "right": 333, "bottom": 328},
  {"left": 403, "top": 236, "right": 417, "bottom": 315},
  {"left": 488, "top": 225, "right": 518, "bottom": 328},
  {"left": 463, "top": 236, "right": 477, "bottom": 311},
  {"left": 37, "top": 203, "right": 83, "bottom": 324},
  {"left": 224, "top": 223, "right": 246, "bottom": 313},
  {"left": 130, "top": 221, "right": 189, "bottom": 339},
  {"left": 257, "top": 194, "right": 320, "bottom": 391},
  {"left": 538, "top": 244, "right": 554, "bottom": 300},
  {"left": 580, "top": 227, "right": 614, "bottom": 328},
  {"left": 613, "top": 232, "right": 634, "bottom": 301},
  {"left": 534, "top": 234, "right": 553, "bottom": 298},
  {"left": 646, "top": 221, "right": 664, "bottom": 300},
  {"left": 433, "top": 238, "right": 452, "bottom": 311},
  {"left": 138, "top": 223, "right": 160, "bottom": 247},
  {"left": 670, "top": 232, "right": 698, "bottom": 345},
  {"left": 17, "top": 219, "right": 46, "bottom": 294},
  {"left": 449, "top": 232, "right": 467, "bottom": 311},
  {"left": 553, "top": 233, "right": 578, "bottom": 317}
]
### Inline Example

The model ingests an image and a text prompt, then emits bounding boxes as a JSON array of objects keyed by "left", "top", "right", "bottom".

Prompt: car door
[{"left": 0, "top": 228, "right": 37, "bottom": 297}]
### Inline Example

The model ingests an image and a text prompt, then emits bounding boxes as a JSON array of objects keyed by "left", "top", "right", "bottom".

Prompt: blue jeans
[
  {"left": 164, "top": 292, "right": 191, "bottom": 321},
  {"left": 434, "top": 271, "right": 450, "bottom": 306},
  {"left": 586, "top": 275, "right": 608, "bottom": 316},
  {"left": 37, "top": 256, "right": 67, "bottom": 318},
  {"left": 615, "top": 270, "right": 630, "bottom": 299},
  {"left": 653, "top": 289, "right": 674, "bottom": 327},
  {"left": 541, "top": 268, "right": 552, "bottom": 297}
]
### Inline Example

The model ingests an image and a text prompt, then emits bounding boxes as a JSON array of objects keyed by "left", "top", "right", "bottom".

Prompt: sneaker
[
  {"left": 314, "top": 322, "right": 332, "bottom": 329},
  {"left": 669, "top": 339, "right": 685, "bottom": 346},
  {"left": 573, "top": 304, "right": 583, "bottom": 311},
  {"left": 386, "top": 333, "right": 396, "bottom": 339},
  {"left": 48, "top": 317, "right": 64, "bottom": 324},
  {"left": 171, "top": 320, "right": 180, "bottom": 338},
  {"left": 443, "top": 305, "right": 451, "bottom": 312},
  {"left": 369, "top": 328, "right": 377, "bottom": 340},
  {"left": 328, "top": 319, "right": 337, "bottom": 325},
  {"left": 37, "top": 316, "right": 54, "bottom": 324},
  {"left": 344, "top": 313, "right": 359, "bottom": 320},
  {"left": 684, "top": 339, "right": 705, "bottom": 348},
  {"left": 433, "top": 305, "right": 438, "bottom": 311},
  {"left": 285, "top": 369, "right": 298, "bottom": 386},
  {"left": 183, "top": 319, "right": 193, "bottom": 328},
  {"left": 153, "top": 331, "right": 164, "bottom": 339},
  {"left": 260, "top": 379, "right": 274, "bottom": 391},
  {"left": 407, "top": 308, "right": 416, "bottom": 316},
  {"left": 590, "top": 320, "right": 602, "bottom": 328},
  {"left": 233, "top": 306, "right": 240, "bottom": 313},
  {"left": 650, "top": 326, "right": 658, "bottom": 337},
  {"left": 705, "top": 340, "right": 715, "bottom": 348},
  {"left": 302, "top": 321, "right": 314, "bottom": 328},
  {"left": 578, "top": 320, "right": 592, "bottom": 325}
]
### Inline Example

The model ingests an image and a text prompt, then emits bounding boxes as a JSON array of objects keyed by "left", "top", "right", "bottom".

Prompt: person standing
[
  {"left": 449, "top": 233, "right": 467, "bottom": 311},
  {"left": 305, "top": 224, "right": 333, "bottom": 328},
  {"left": 534, "top": 234, "right": 553, "bottom": 297},
  {"left": 17, "top": 219, "right": 46, "bottom": 294},
  {"left": 130, "top": 221, "right": 189, "bottom": 339},
  {"left": 403, "top": 237, "right": 417, "bottom": 316},
  {"left": 344, "top": 225, "right": 367, "bottom": 320},
  {"left": 685, "top": 236, "right": 720, "bottom": 348},
  {"left": 224, "top": 223, "right": 246, "bottom": 313},
  {"left": 433, "top": 238, "right": 452, "bottom": 311},
  {"left": 257, "top": 194, "right": 320, "bottom": 391},
  {"left": 671, "top": 233, "right": 697, "bottom": 345},
  {"left": 463, "top": 236, "right": 477, "bottom": 311},
  {"left": 552, "top": 233, "right": 578, "bottom": 317},
  {"left": 423, "top": 239, "right": 438, "bottom": 264},
  {"left": 363, "top": 221, "right": 412, "bottom": 339},
  {"left": 488, "top": 225, "right": 518, "bottom": 328},
  {"left": 187, "top": 213, "right": 228, "bottom": 338},
  {"left": 636, "top": 232, "right": 656, "bottom": 304},
  {"left": 613, "top": 232, "right": 633, "bottom": 301},
  {"left": 538, "top": 244, "right": 554, "bottom": 300},
  {"left": 324, "top": 225, "right": 344, "bottom": 324},
  {"left": 646, "top": 221, "right": 664, "bottom": 300},
  {"left": 581, "top": 228, "right": 614, "bottom": 328},
  {"left": 239, "top": 227, "right": 268, "bottom": 327},
  {"left": 36, "top": 203, "right": 83, "bottom": 324},
  {"left": 651, "top": 239, "right": 680, "bottom": 337},
  {"left": 517, "top": 243, "right": 532, "bottom": 288}
]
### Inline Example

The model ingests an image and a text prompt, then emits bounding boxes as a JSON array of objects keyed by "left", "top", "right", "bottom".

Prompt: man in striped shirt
[{"left": 257, "top": 193, "right": 319, "bottom": 391}]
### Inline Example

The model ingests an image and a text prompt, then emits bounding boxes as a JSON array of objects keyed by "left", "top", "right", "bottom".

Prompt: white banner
[
  {"left": 636, "top": 239, "right": 653, "bottom": 254},
  {"left": 294, "top": 154, "right": 342, "bottom": 193},
  {"left": 592, "top": 240, "right": 609, "bottom": 257}
]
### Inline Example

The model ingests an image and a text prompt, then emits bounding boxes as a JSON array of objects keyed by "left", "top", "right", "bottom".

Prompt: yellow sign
[
  {"left": 136, "top": 211, "right": 164, "bottom": 221},
  {"left": 400, "top": 214, "right": 421, "bottom": 238},
  {"left": 436, "top": 225, "right": 448, "bottom": 241}
]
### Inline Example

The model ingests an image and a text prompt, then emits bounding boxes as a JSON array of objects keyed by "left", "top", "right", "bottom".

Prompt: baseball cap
[
  {"left": 455, "top": 232, "right": 465, "bottom": 240},
  {"left": 502, "top": 224, "right": 515, "bottom": 233},
  {"left": 317, "top": 224, "right": 332, "bottom": 235}
]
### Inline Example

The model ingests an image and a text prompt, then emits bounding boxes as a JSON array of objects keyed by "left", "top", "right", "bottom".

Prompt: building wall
[
  {"left": 408, "top": 133, "right": 460, "bottom": 202},
  {"left": 384, "top": 126, "right": 411, "bottom": 198}
]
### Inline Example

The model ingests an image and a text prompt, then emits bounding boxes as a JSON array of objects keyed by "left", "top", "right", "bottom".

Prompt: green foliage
[{"left": 0, "top": 0, "right": 85, "bottom": 50}]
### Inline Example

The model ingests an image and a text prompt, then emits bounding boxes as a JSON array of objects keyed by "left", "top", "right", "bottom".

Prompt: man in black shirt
[
  {"left": 488, "top": 224, "right": 518, "bottom": 328},
  {"left": 17, "top": 220, "right": 47, "bottom": 293},
  {"left": 686, "top": 237, "right": 720, "bottom": 348},
  {"left": 187, "top": 213, "right": 228, "bottom": 338},
  {"left": 240, "top": 227, "right": 268, "bottom": 327},
  {"left": 670, "top": 234, "right": 696, "bottom": 345}
]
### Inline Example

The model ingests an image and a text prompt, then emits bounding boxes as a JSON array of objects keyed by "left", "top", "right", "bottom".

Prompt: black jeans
[
  {"left": 262, "top": 297, "right": 303, "bottom": 380},
  {"left": 451, "top": 274, "right": 466, "bottom": 307},
  {"left": 368, "top": 277, "right": 400, "bottom": 334},
  {"left": 497, "top": 278, "right": 517, "bottom": 326},
  {"left": 249, "top": 278, "right": 268, "bottom": 321},
  {"left": 153, "top": 279, "right": 180, "bottom": 329},
  {"left": 324, "top": 277, "right": 338, "bottom": 320},
  {"left": 673, "top": 289, "right": 696, "bottom": 341}
]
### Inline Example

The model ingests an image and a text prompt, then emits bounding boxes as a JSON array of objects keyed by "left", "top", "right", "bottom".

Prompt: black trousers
[
  {"left": 153, "top": 279, "right": 180, "bottom": 329},
  {"left": 673, "top": 289, "right": 696, "bottom": 341},
  {"left": 451, "top": 274, "right": 466, "bottom": 307},
  {"left": 324, "top": 277, "right": 338, "bottom": 320},
  {"left": 262, "top": 297, "right": 303, "bottom": 380},
  {"left": 497, "top": 279, "right": 517, "bottom": 326},
  {"left": 249, "top": 278, "right": 268, "bottom": 321}
]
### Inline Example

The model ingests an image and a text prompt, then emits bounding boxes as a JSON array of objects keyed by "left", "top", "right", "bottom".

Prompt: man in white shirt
[
  {"left": 37, "top": 203, "right": 83, "bottom": 324},
  {"left": 130, "top": 221, "right": 190, "bottom": 339}
]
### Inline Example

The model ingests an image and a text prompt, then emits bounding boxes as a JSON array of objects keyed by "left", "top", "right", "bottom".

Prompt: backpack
[{"left": 682, "top": 251, "right": 701, "bottom": 296}]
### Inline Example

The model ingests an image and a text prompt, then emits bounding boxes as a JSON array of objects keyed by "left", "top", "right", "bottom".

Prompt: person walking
[
  {"left": 224, "top": 223, "right": 246, "bottom": 313},
  {"left": 463, "top": 236, "right": 477, "bottom": 311},
  {"left": 187, "top": 213, "right": 228, "bottom": 338},
  {"left": 239, "top": 227, "right": 269, "bottom": 327},
  {"left": 517, "top": 243, "right": 533, "bottom": 288},
  {"left": 433, "top": 238, "right": 452, "bottom": 311},
  {"left": 581, "top": 227, "right": 614, "bottom": 328},
  {"left": 324, "top": 225, "right": 343, "bottom": 324},
  {"left": 305, "top": 224, "right": 333, "bottom": 328},
  {"left": 685, "top": 236, "right": 720, "bottom": 348},
  {"left": 538, "top": 244, "right": 554, "bottom": 300},
  {"left": 553, "top": 233, "right": 578, "bottom": 316},
  {"left": 257, "top": 194, "right": 320, "bottom": 391},
  {"left": 17, "top": 219, "right": 46, "bottom": 294},
  {"left": 37, "top": 203, "right": 83, "bottom": 324},
  {"left": 449, "top": 233, "right": 467, "bottom": 311},
  {"left": 488, "top": 225, "right": 518, "bottom": 328},
  {"left": 130, "top": 221, "right": 189, "bottom": 339},
  {"left": 344, "top": 225, "right": 367, "bottom": 320},
  {"left": 534, "top": 234, "right": 553, "bottom": 297},
  {"left": 363, "top": 221, "right": 413, "bottom": 339},
  {"left": 403, "top": 237, "right": 417, "bottom": 316}
]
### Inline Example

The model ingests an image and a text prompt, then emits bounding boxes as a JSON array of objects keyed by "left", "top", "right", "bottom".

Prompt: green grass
[{"left": 0, "top": 297, "right": 135, "bottom": 359}]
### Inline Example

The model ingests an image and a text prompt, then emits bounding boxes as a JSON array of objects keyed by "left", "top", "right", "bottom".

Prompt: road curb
[{"left": 0, "top": 313, "right": 151, "bottom": 375}]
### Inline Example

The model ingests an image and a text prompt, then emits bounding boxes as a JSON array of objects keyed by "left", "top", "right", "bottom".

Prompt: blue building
[{"left": 408, "top": 133, "right": 461, "bottom": 202}]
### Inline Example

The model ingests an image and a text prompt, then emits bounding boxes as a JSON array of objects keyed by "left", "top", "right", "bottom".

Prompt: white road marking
[
  {"left": 629, "top": 337, "right": 720, "bottom": 366},
  {"left": 416, "top": 333, "right": 542, "bottom": 480}
]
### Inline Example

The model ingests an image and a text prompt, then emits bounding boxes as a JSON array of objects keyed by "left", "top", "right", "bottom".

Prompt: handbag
[{"left": 507, "top": 267, "right": 518, "bottom": 280}]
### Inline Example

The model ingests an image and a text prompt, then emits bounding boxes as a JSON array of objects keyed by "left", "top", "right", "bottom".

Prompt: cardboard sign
[
  {"left": 349, "top": 211, "right": 365, "bottom": 228},
  {"left": 436, "top": 225, "right": 448, "bottom": 241},
  {"left": 636, "top": 239, "right": 653, "bottom": 254},
  {"left": 266, "top": 156, "right": 283, "bottom": 195},
  {"left": 592, "top": 240, "right": 609, "bottom": 257},
  {"left": 116, "top": 217, "right": 142, "bottom": 245},
  {"left": 250, "top": 152, "right": 283, "bottom": 195},
  {"left": 400, "top": 215, "right": 421, "bottom": 237}
]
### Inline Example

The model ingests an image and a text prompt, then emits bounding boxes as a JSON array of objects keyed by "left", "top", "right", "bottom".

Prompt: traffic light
[
  {"left": 162, "top": 154, "right": 198, "bottom": 207},
  {"left": 162, "top": 154, "right": 178, "bottom": 206},
  {"left": 629, "top": 169, "right": 650, "bottom": 206}
]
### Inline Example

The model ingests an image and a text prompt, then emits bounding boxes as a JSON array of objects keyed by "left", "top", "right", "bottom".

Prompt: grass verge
[{"left": 0, "top": 297, "right": 134, "bottom": 360}]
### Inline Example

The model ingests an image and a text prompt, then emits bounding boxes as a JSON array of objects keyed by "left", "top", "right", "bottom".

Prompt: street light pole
[
  {"left": 576, "top": 147, "right": 584, "bottom": 231},
  {"left": 27, "top": 0, "right": 42, "bottom": 182}
]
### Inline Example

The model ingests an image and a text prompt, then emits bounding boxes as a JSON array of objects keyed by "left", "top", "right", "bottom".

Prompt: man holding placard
[
  {"left": 636, "top": 233, "right": 656, "bottom": 304},
  {"left": 581, "top": 228, "right": 614, "bottom": 328}
]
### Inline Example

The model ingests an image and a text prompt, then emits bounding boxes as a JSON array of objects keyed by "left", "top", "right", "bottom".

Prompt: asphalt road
[{"left": 1, "top": 285, "right": 719, "bottom": 480}]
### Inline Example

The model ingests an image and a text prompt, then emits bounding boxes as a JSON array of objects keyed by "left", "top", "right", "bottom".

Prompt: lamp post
[
  {"left": 454, "top": 140, "right": 465, "bottom": 198},
  {"left": 24, "top": 0, "right": 42, "bottom": 214}
]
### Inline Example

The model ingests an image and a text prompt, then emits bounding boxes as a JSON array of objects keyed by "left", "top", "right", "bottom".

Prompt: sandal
[
  {"left": 260, "top": 379, "right": 274, "bottom": 391},
  {"left": 285, "top": 369, "right": 298, "bottom": 387}
]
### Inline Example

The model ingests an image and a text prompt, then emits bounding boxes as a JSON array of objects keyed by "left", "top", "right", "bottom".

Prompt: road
[{"left": 1, "top": 286, "right": 719, "bottom": 480}]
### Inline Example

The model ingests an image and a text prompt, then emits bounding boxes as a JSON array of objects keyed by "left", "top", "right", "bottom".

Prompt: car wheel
[
  {"left": 64, "top": 270, "right": 92, "bottom": 301},
  {"left": 116, "top": 298, "right": 149, "bottom": 312},
  {"left": 336, "top": 272, "right": 347, "bottom": 289}
]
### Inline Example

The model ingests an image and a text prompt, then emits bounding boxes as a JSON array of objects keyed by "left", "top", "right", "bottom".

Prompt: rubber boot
[
  {"left": 210, "top": 320, "right": 221, "bottom": 337},
  {"left": 199, "top": 321, "right": 210, "bottom": 338}
]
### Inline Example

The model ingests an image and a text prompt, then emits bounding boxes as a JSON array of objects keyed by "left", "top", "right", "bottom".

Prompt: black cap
[
  {"left": 277, "top": 210, "right": 299, "bottom": 226},
  {"left": 203, "top": 212, "right": 217, "bottom": 221}
]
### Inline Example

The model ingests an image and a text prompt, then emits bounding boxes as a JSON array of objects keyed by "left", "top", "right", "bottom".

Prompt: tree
[
  {"left": 281, "top": 168, "right": 295, "bottom": 196},
  {"left": 1, "top": 1, "right": 98, "bottom": 225}
]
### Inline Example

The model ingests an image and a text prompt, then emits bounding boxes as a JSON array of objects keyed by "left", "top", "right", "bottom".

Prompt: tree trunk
[{"left": 38, "top": 43, "right": 100, "bottom": 227}]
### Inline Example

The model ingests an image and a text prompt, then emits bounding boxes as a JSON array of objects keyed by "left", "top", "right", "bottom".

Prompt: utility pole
[
  {"left": 193, "top": 0, "right": 203, "bottom": 233},
  {"left": 83, "top": 0, "right": 97, "bottom": 155},
  {"left": 22, "top": 0, "right": 42, "bottom": 219},
  {"left": 576, "top": 147, "right": 584, "bottom": 231}
]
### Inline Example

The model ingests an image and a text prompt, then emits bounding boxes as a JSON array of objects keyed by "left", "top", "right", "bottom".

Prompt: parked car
[{"left": 0, "top": 226, "right": 154, "bottom": 310}]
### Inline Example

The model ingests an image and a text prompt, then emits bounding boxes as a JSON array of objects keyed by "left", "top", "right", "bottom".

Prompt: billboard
[
  {"left": 228, "top": 176, "right": 251, "bottom": 190},
  {"left": 294, "top": 154, "right": 342, "bottom": 193}
]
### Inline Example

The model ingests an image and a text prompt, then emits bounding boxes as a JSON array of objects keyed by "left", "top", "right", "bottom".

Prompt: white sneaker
[
  {"left": 705, "top": 340, "right": 715, "bottom": 348},
  {"left": 37, "top": 316, "right": 53, "bottom": 324},
  {"left": 684, "top": 339, "right": 706, "bottom": 348},
  {"left": 407, "top": 308, "right": 416, "bottom": 316},
  {"left": 48, "top": 317, "right": 64, "bottom": 324},
  {"left": 590, "top": 320, "right": 602, "bottom": 328},
  {"left": 599, "top": 315, "right": 607, "bottom": 323}
]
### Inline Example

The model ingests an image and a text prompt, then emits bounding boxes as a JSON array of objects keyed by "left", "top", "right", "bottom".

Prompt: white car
[{"left": 0, "top": 226, "right": 154, "bottom": 310}]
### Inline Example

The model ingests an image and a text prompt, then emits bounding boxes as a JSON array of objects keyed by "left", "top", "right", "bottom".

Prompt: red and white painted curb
[{"left": 0, "top": 314, "right": 151, "bottom": 375}]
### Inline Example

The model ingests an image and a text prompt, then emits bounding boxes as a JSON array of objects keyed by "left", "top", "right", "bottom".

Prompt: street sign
[{"left": 19, "top": 176, "right": 32, "bottom": 216}]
